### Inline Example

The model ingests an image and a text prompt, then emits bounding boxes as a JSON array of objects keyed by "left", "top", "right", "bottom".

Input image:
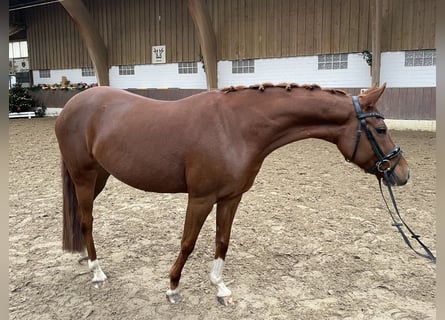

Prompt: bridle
[
  {"left": 347, "top": 95, "right": 403, "bottom": 179},
  {"left": 346, "top": 96, "right": 436, "bottom": 263}
]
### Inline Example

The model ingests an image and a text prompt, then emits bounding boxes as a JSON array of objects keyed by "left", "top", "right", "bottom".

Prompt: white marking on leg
[
  {"left": 210, "top": 258, "right": 232, "bottom": 297},
  {"left": 166, "top": 287, "right": 179, "bottom": 296},
  {"left": 88, "top": 259, "right": 107, "bottom": 283},
  {"left": 166, "top": 287, "right": 180, "bottom": 304}
]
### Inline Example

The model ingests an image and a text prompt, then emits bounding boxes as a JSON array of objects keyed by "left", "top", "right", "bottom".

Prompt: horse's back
[
  {"left": 58, "top": 86, "right": 158, "bottom": 119},
  {"left": 56, "top": 86, "right": 172, "bottom": 144}
]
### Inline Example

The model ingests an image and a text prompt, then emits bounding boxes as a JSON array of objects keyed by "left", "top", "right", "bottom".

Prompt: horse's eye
[{"left": 375, "top": 127, "right": 387, "bottom": 135}]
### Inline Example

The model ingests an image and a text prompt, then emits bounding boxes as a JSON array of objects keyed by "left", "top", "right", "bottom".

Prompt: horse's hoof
[
  {"left": 91, "top": 270, "right": 107, "bottom": 283},
  {"left": 217, "top": 295, "right": 234, "bottom": 306},
  {"left": 166, "top": 289, "right": 180, "bottom": 304},
  {"left": 92, "top": 280, "right": 106, "bottom": 289},
  {"left": 91, "top": 269, "right": 107, "bottom": 289}
]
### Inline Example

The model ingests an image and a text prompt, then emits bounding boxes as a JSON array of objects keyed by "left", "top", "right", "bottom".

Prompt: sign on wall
[
  {"left": 152, "top": 45, "right": 166, "bottom": 64},
  {"left": 9, "top": 58, "right": 30, "bottom": 74},
  {"left": 15, "top": 58, "right": 30, "bottom": 72}
]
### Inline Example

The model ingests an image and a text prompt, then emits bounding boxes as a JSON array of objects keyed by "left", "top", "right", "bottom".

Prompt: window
[
  {"left": 9, "top": 41, "right": 29, "bottom": 76},
  {"left": 118, "top": 65, "right": 135, "bottom": 75},
  {"left": 232, "top": 59, "right": 254, "bottom": 73},
  {"left": 39, "top": 69, "right": 50, "bottom": 78},
  {"left": 9, "top": 41, "right": 28, "bottom": 58},
  {"left": 178, "top": 62, "right": 198, "bottom": 74},
  {"left": 318, "top": 54, "right": 348, "bottom": 70},
  {"left": 405, "top": 50, "right": 436, "bottom": 67},
  {"left": 16, "top": 72, "right": 30, "bottom": 83},
  {"left": 82, "top": 67, "right": 95, "bottom": 77}
]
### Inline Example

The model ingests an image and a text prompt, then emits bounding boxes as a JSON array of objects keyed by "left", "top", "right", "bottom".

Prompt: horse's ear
[{"left": 360, "top": 82, "right": 386, "bottom": 109}]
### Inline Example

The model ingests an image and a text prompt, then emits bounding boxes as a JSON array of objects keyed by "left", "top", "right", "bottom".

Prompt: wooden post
[
  {"left": 60, "top": 0, "right": 109, "bottom": 86},
  {"left": 371, "top": 0, "right": 382, "bottom": 86},
  {"left": 186, "top": 0, "right": 217, "bottom": 89}
]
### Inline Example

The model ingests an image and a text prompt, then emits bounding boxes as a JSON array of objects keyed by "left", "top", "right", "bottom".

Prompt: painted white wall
[
  {"left": 32, "top": 68, "right": 97, "bottom": 85},
  {"left": 217, "top": 53, "right": 373, "bottom": 88},
  {"left": 32, "top": 51, "right": 435, "bottom": 89},
  {"left": 109, "top": 63, "right": 207, "bottom": 89},
  {"left": 32, "top": 63, "right": 207, "bottom": 89},
  {"left": 380, "top": 51, "right": 436, "bottom": 87}
]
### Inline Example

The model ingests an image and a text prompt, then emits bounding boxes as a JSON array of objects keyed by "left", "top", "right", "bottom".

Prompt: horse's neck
[{"left": 238, "top": 91, "right": 350, "bottom": 158}]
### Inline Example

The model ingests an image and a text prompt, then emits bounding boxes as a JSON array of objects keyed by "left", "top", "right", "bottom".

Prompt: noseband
[{"left": 347, "top": 96, "right": 402, "bottom": 177}]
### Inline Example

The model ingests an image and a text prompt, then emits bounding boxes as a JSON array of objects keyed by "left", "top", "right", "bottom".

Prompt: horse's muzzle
[{"left": 382, "top": 168, "right": 410, "bottom": 186}]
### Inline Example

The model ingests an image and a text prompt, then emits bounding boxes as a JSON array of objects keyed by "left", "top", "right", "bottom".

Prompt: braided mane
[{"left": 220, "top": 82, "right": 347, "bottom": 96}]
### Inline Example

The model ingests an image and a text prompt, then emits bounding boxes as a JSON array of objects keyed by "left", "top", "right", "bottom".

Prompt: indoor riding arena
[
  {"left": 9, "top": 0, "right": 436, "bottom": 319},
  {"left": 9, "top": 118, "right": 436, "bottom": 319}
]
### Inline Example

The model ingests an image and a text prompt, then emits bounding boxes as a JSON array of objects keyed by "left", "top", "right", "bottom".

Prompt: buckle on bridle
[{"left": 376, "top": 159, "right": 391, "bottom": 172}]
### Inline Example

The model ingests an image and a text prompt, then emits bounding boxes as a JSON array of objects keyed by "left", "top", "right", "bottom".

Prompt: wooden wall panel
[
  {"left": 295, "top": 0, "right": 306, "bottom": 56},
  {"left": 210, "top": 0, "right": 375, "bottom": 59},
  {"left": 358, "top": 0, "right": 371, "bottom": 51},
  {"left": 376, "top": 87, "right": 436, "bottom": 120},
  {"left": 381, "top": 0, "right": 435, "bottom": 51},
  {"left": 339, "top": 87, "right": 435, "bottom": 120},
  {"left": 338, "top": 0, "right": 350, "bottom": 53},
  {"left": 304, "top": 0, "right": 315, "bottom": 54},
  {"left": 25, "top": 0, "right": 201, "bottom": 69},
  {"left": 321, "top": 0, "right": 331, "bottom": 54},
  {"left": 25, "top": 3, "right": 91, "bottom": 70},
  {"left": 331, "top": 0, "right": 341, "bottom": 53},
  {"left": 24, "top": 0, "right": 435, "bottom": 70}
]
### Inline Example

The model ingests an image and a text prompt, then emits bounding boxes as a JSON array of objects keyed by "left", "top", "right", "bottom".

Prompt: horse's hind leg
[
  {"left": 78, "top": 168, "right": 110, "bottom": 264},
  {"left": 166, "top": 196, "right": 215, "bottom": 303},
  {"left": 210, "top": 195, "right": 242, "bottom": 306},
  {"left": 73, "top": 169, "right": 108, "bottom": 284}
]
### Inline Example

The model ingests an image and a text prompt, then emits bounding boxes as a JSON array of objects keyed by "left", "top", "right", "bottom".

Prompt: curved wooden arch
[
  {"left": 60, "top": 0, "right": 218, "bottom": 89},
  {"left": 60, "top": 0, "right": 109, "bottom": 86},
  {"left": 186, "top": 0, "right": 217, "bottom": 89}
]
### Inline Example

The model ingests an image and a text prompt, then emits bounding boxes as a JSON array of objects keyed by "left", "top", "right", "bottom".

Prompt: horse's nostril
[{"left": 398, "top": 170, "right": 410, "bottom": 186}]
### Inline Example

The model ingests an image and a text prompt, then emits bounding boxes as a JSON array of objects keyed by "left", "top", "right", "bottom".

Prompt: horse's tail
[{"left": 61, "top": 161, "right": 84, "bottom": 252}]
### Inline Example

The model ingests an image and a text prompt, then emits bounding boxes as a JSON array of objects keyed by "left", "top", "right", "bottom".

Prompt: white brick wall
[
  {"left": 32, "top": 68, "right": 97, "bottom": 85},
  {"left": 109, "top": 63, "right": 207, "bottom": 89},
  {"left": 380, "top": 52, "right": 436, "bottom": 87},
  {"left": 31, "top": 51, "right": 435, "bottom": 89},
  {"left": 218, "top": 53, "right": 372, "bottom": 88},
  {"left": 32, "top": 63, "right": 207, "bottom": 89}
]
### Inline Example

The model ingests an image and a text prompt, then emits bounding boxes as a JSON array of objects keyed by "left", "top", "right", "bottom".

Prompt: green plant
[
  {"left": 199, "top": 53, "right": 205, "bottom": 71},
  {"left": 9, "top": 83, "right": 46, "bottom": 116},
  {"left": 361, "top": 50, "right": 372, "bottom": 66}
]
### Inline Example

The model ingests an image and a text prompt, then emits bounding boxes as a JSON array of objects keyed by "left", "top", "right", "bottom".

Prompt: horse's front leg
[
  {"left": 166, "top": 196, "right": 214, "bottom": 303},
  {"left": 210, "top": 195, "right": 242, "bottom": 306}
]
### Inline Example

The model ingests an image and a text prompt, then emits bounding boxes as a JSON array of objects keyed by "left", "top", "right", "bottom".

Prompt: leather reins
[{"left": 348, "top": 96, "right": 436, "bottom": 263}]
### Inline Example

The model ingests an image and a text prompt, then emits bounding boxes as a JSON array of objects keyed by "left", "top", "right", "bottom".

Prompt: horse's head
[{"left": 339, "top": 83, "right": 410, "bottom": 186}]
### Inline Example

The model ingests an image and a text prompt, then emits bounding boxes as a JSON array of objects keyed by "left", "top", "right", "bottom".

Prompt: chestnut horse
[{"left": 55, "top": 82, "right": 409, "bottom": 305}]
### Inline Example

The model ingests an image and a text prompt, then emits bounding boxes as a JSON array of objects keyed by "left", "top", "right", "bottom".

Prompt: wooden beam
[
  {"left": 60, "top": 0, "right": 109, "bottom": 86},
  {"left": 371, "top": 0, "right": 382, "bottom": 86},
  {"left": 186, "top": 0, "right": 217, "bottom": 89}
]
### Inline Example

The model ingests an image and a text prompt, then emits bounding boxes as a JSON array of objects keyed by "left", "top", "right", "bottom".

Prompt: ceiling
[
  {"left": 9, "top": 0, "right": 61, "bottom": 38},
  {"left": 9, "top": 0, "right": 59, "bottom": 11}
]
